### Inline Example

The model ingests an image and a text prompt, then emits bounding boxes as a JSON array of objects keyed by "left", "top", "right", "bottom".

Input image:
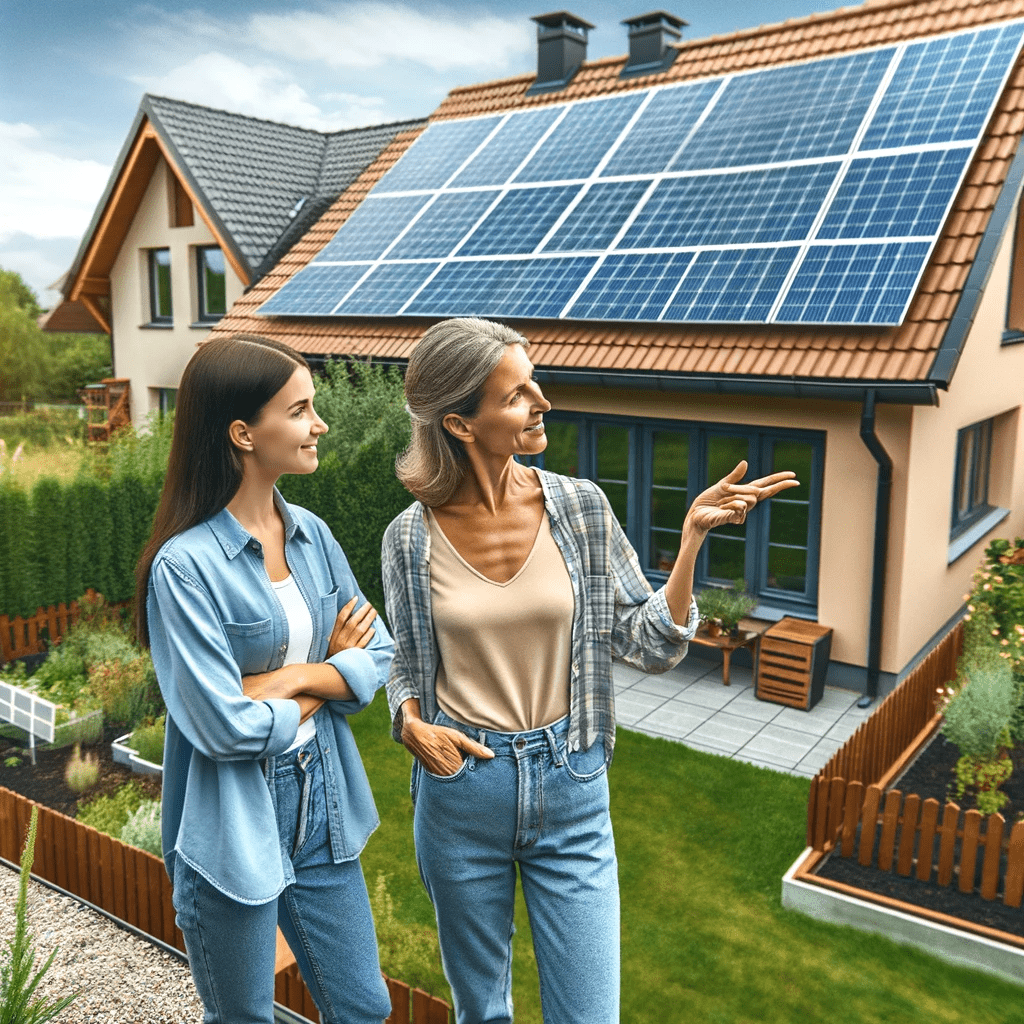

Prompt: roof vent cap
[
  {"left": 527, "top": 11, "right": 596, "bottom": 95},
  {"left": 620, "top": 10, "right": 687, "bottom": 78}
]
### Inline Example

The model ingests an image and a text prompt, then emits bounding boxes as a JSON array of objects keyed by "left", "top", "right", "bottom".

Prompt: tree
[{"left": 0, "top": 268, "right": 111, "bottom": 403}]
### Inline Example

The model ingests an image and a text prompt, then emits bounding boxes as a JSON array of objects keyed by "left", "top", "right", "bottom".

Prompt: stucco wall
[
  {"left": 892, "top": 200, "right": 1024, "bottom": 671},
  {"left": 541, "top": 383, "right": 899, "bottom": 668},
  {"left": 109, "top": 158, "right": 245, "bottom": 425}
]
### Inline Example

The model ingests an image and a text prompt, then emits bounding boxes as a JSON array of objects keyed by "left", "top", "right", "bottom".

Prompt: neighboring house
[
  {"left": 188, "top": 2, "right": 1024, "bottom": 698},
  {"left": 44, "top": 95, "right": 425, "bottom": 426}
]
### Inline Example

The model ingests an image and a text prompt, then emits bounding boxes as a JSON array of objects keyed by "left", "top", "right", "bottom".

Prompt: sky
[{"left": 0, "top": 0, "right": 840, "bottom": 308}]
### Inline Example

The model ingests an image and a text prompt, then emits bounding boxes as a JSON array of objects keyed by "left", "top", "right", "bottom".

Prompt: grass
[
  {"left": 0, "top": 444, "right": 89, "bottom": 487},
  {"left": 350, "top": 694, "right": 1024, "bottom": 1023}
]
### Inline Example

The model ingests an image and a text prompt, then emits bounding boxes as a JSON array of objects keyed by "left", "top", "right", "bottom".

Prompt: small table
[{"left": 689, "top": 624, "right": 763, "bottom": 686}]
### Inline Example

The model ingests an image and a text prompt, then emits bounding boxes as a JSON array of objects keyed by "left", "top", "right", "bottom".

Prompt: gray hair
[{"left": 396, "top": 317, "right": 529, "bottom": 507}]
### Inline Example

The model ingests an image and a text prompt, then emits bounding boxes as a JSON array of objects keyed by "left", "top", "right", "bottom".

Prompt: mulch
[
  {"left": 0, "top": 727, "right": 162, "bottom": 819},
  {"left": 814, "top": 732, "right": 1024, "bottom": 938}
]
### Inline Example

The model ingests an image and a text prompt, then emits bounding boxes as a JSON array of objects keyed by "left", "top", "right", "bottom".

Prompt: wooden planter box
[{"left": 786, "top": 622, "right": 1024, "bottom": 985}]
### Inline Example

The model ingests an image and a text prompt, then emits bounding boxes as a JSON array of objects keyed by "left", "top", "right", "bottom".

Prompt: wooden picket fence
[
  {"left": 0, "top": 599, "right": 84, "bottom": 663},
  {"left": 806, "top": 620, "right": 964, "bottom": 845},
  {"left": 0, "top": 788, "right": 451, "bottom": 1023}
]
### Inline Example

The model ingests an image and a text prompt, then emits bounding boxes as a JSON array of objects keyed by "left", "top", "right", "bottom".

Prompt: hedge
[{"left": 0, "top": 359, "right": 414, "bottom": 623}]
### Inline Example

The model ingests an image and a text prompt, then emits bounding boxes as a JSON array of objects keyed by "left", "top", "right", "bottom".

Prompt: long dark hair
[{"left": 135, "top": 334, "right": 310, "bottom": 646}]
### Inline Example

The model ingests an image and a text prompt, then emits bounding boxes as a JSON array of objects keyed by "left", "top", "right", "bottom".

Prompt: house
[
  {"left": 43, "top": 95, "right": 425, "bottom": 426},
  {"left": 197, "top": 2, "right": 1024, "bottom": 700}
]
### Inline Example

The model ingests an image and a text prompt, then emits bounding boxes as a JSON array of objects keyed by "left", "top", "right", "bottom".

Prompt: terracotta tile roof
[{"left": 212, "top": 0, "right": 1024, "bottom": 388}]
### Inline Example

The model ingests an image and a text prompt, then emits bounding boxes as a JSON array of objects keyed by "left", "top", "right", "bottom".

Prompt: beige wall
[
  {"left": 892, "top": 202, "right": 1024, "bottom": 671},
  {"left": 109, "top": 158, "right": 245, "bottom": 425},
  {"left": 542, "top": 383, "right": 897, "bottom": 667}
]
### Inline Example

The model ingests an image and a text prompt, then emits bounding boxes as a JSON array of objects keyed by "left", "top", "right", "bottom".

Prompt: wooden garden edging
[
  {"left": 796, "top": 620, "right": 1024, "bottom": 950},
  {"left": 0, "top": 788, "right": 451, "bottom": 1023}
]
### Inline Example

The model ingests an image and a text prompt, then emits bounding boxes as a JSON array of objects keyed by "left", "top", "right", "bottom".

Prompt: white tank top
[{"left": 271, "top": 574, "right": 316, "bottom": 752}]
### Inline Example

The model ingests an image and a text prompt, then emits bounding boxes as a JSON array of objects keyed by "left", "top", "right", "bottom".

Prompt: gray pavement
[{"left": 614, "top": 654, "right": 873, "bottom": 778}]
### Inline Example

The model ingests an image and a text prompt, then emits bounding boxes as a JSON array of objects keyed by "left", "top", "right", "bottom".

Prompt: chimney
[
  {"left": 526, "top": 11, "right": 596, "bottom": 95},
  {"left": 620, "top": 10, "right": 687, "bottom": 78}
]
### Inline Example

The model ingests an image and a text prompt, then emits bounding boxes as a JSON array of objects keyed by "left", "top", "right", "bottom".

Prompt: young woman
[
  {"left": 135, "top": 334, "right": 393, "bottom": 1024},
  {"left": 382, "top": 317, "right": 798, "bottom": 1024}
]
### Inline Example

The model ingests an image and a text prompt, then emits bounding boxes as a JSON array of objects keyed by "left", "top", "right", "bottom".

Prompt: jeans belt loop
[{"left": 544, "top": 726, "right": 563, "bottom": 767}]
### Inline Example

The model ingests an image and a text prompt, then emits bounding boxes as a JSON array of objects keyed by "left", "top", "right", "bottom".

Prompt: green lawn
[{"left": 351, "top": 694, "right": 1024, "bottom": 1024}]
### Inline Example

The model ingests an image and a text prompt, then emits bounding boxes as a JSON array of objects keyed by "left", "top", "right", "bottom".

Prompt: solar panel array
[{"left": 259, "top": 21, "right": 1024, "bottom": 327}]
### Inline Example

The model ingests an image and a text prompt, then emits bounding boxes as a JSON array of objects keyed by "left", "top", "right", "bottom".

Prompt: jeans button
[{"left": 514, "top": 738, "right": 526, "bottom": 751}]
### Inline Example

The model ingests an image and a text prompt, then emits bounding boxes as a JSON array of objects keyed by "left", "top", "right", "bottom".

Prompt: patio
[{"left": 614, "top": 653, "right": 872, "bottom": 778}]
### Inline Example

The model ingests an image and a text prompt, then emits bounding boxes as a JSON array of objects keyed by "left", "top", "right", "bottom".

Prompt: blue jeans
[
  {"left": 413, "top": 711, "right": 619, "bottom": 1024},
  {"left": 172, "top": 739, "right": 391, "bottom": 1024}
]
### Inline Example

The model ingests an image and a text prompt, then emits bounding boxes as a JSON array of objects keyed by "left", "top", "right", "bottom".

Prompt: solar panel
[
  {"left": 372, "top": 116, "right": 502, "bottom": 193},
  {"left": 259, "top": 19, "right": 1024, "bottom": 328}
]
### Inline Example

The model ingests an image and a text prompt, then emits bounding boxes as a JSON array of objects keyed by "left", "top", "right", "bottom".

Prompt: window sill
[
  {"left": 948, "top": 506, "right": 1010, "bottom": 564},
  {"left": 1001, "top": 330, "right": 1024, "bottom": 346},
  {"left": 141, "top": 321, "right": 173, "bottom": 329},
  {"left": 189, "top": 320, "right": 222, "bottom": 330}
]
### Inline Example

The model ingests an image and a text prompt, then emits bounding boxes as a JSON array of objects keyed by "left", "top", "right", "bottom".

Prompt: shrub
[
  {"left": 0, "top": 806, "right": 78, "bottom": 1023},
  {"left": 695, "top": 580, "right": 756, "bottom": 633},
  {"left": 77, "top": 781, "right": 146, "bottom": 837},
  {"left": 87, "top": 654, "right": 156, "bottom": 729},
  {"left": 129, "top": 715, "right": 165, "bottom": 766},
  {"left": 0, "top": 407, "right": 86, "bottom": 449},
  {"left": 0, "top": 482, "right": 38, "bottom": 618},
  {"left": 119, "top": 800, "right": 162, "bottom": 857},
  {"left": 279, "top": 359, "right": 412, "bottom": 610},
  {"left": 63, "top": 744, "right": 99, "bottom": 794},
  {"left": 368, "top": 873, "right": 447, "bottom": 997},
  {"left": 941, "top": 661, "right": 1015, "bottom": 813}
]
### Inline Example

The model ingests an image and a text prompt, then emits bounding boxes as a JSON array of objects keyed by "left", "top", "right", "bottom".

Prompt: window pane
[
  {"left": 956, "top": 429, "right": 974, "bottom": 518},
  {"left": 706, "top": 435, "right": 749, "bottom": 581},
  {"left": 767, "top": 545, "right": 807, "bottom": 592},
  {"left": 543, "top": 420, "right": 579, "bottom": 476},
  {"left": 973, "top": 421, "right": 991, "bottom": 508},
  {"left": 151, "top": 249, "right": 172, "bottom": 319},
  {"left": 707, "top": 534, "right": 745, "bottom": 582},
  {"left": 649, "top": 430, "right": 688, "bottom": 571},
  {"left": 770, "top": 439, "right": 812, "bottom": 500},
  {"left": 597, "top": 425, "right": 629, "bottom": 528},
  {"left": 201, "top": 248, "right": 226, "bottom": 317},
  {"left": 768, "top": 500, "right": 809, "bottom": 546}
]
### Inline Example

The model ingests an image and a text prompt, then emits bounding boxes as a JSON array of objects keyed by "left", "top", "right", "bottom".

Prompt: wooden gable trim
[{"left": 70, "top": 120, "right": 250, "bottom": 304}]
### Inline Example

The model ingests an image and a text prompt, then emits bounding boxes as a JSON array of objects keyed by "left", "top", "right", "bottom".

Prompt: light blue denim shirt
[
  {"left": 382, "top": 470, "right": 698, "bottom": 759},
  {"left": 147, "top": 491, "right": 393, "bottom": 905}
]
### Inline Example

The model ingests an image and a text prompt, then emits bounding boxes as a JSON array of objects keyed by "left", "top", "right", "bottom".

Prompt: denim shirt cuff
[
  {"left": 327, "top": 647, "right": 377, "bottom": 709},
  {"left": 263, "top": 698, "right": 302, "bottom": 756},
  {"left": 653, "top": 589, "right": 700, "bottom": 641}
]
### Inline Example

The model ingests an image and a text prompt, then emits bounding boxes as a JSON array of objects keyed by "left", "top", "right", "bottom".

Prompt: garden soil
[
  {"left": 0, "top": 727, "right": 161, "bottom": 819},
  {"left": 815, "top": 733, "right": 1024, "bottom": 938}
]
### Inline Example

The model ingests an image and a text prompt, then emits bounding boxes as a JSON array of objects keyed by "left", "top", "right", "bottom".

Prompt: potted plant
[{"left": 696, "top": 581, "right": 757, "bottom": 637}]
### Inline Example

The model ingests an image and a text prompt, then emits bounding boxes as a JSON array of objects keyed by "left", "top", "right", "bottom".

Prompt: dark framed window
[
  {"left": 148, "top": 248, "right": 172, "bottom": 323},
  {"left": 158, "top": 388, "right": 177, "bottom": 419},
  {"left": 197, "top": 246, "right": 226, "bottom": 321},
  {"left": 526, "top": 412, "right": 825, "bottom": 615},
  {"left": 952, "top": 418, "right": 994, "bottom": 537}
]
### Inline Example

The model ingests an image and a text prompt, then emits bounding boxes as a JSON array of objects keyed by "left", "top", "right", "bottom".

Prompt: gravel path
[{"left": 0, "top": 864, "right": 204, "bottom": 1023}]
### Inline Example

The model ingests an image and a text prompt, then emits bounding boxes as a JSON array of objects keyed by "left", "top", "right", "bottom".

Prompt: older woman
[{"left": 382, "top": 317, "right": 796, "bottom": 1024}]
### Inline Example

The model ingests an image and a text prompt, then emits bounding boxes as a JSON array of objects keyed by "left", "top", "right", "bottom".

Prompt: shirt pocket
[
  {"left": 319, "top": 586, "right": 341, "bottom": 655},
  {"left": 223, "top": 617, "right": 274, "bottom": 675},
  {"left": 584, "top": 573, "right": 614, "bottom": 641}
]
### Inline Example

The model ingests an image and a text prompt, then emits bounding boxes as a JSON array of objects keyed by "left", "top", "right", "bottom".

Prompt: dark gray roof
[{"left": 142, "top": 95, "right": 426, "bottom": 282}]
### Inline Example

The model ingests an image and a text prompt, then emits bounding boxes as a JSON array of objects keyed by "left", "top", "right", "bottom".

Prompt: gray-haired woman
[{"left": 381, "top": 317, "right": 797, "bottom": 1024}]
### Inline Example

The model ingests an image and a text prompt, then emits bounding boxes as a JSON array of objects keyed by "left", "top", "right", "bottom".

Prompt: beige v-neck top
[{"left": 427, "top": 508, "right": 573, "bottom": 733}]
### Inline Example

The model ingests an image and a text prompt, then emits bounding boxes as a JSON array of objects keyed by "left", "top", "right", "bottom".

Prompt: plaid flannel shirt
[{"left": 381, "top": 469, "right": 699, "bottom": 756}]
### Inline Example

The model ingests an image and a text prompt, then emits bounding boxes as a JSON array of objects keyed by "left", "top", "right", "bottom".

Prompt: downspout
[{"left": 858, "top": 390, "right": 892, "bottom": 708}]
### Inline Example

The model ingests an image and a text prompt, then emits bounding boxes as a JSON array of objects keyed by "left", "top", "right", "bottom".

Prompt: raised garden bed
[{"left": 111, "top": 732, "right": 163, "bottom": 776}]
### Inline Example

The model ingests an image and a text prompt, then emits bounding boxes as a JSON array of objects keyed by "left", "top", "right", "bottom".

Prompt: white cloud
[
  {"left": 248, "top": 2, "right": 533, "bottom": 72},
  {"left": 0, "top": 123, "right": 111, "bottom": 244},
  {"left": 131, "top": 52, "right": 385, "bottom": 130}
]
